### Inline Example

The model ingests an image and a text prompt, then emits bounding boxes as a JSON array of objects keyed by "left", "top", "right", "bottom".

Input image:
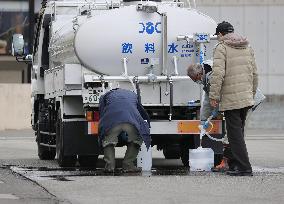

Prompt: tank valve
[{"left": 146, "top": 65, "right": 157, "bottom": 82}]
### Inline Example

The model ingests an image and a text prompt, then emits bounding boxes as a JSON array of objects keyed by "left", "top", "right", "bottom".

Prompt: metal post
[
  {"left": 99, "top": 75, "right": 106, "bottom": 93},
  {"left": 161, "top": 13, "right": 167, "bottom": 75},
  {"left": 134, "top": 77, "right": 141, "bottom": 103},
  {"left": 169, "top": 77, "right": 173, "bottom": 121},
  {"left": 28, "top": 0, "right": 35, "bottom": 83}
]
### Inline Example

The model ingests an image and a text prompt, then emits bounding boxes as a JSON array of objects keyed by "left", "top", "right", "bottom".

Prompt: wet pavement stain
[
  {"left": 10, "top": 165, "right": 213, "bottom": 180},
  {"left": 9, "top": 165, "right": 284, "bottom": 182},
  {"left": 51, "top": 175, "right": 73, "bottom": 181},
  {"left": 23, "top": 166, "right": 80, "bottom": 172}
]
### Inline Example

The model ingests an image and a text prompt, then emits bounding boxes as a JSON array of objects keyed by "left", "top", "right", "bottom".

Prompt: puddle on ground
[
  {"left": 9, "top": 165, "right": 284, "bottom": 182},
  {"left": 52, "top": 175, "right": 73, "bottom": 181},
  {"left": 10, "top": 166, "right": 193, "bottom": 181}
]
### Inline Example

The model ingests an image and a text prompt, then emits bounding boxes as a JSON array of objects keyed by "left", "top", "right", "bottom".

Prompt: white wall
[
  {"left": 0, "top": 70, "right": 23, "bottom": 83},
  {"left": 197, "top": 0, "right": 284, "bottom": 95},
  {"left": 0, "top": 84, "right": 31, "bottom": 130}
]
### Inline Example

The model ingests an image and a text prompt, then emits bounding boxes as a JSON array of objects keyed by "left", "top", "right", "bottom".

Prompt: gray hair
[{"left": 187, "top": 64, "right": 203, "bottom": 80}]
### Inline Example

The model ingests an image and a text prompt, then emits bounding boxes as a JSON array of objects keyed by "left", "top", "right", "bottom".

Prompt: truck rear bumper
[
  {"left": 62, "top": 119, "right": 224, "bottom": 155},
  {"left": 150, "top": 120, "right": 224, "bottom": 154},
  {"left": 150, "top": 120, "right": 222, "bottom": 135}
]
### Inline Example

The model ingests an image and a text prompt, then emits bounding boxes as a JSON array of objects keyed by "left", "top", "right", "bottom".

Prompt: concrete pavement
[{"left": 0, "top": 127, "right": 284, "bottom": 204}]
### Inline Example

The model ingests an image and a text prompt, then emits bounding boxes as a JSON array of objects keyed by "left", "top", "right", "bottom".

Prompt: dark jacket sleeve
[
  {"left": 99, "top": 90, "right": 114, "bottom": 116},
  {"left": 137, "top": 101, "right": 151, "bottom": 127}
]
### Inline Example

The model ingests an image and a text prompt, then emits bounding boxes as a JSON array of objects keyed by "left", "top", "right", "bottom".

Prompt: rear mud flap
[{"left": 62, "top": 121, "right": 100, "bottom": 156}]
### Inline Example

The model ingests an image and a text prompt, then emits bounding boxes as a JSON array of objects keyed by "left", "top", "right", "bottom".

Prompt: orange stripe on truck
[
  {"left": 178, "top": 120, "right": 222, "bottom": 134},
  {"left": 88, "top": 122, "right": 99, "bottom": 135}
]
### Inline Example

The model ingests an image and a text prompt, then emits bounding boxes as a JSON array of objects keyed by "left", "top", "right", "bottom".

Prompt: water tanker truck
[{"left": 12, "top": 0, "right": 224, "bottom": 167}]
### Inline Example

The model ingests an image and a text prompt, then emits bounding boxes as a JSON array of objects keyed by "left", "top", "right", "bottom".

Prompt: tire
[
  {"left": 180, "top": 134, "right": 199, "bottom": 167},
  {"left": 78, "top": 155, "right": 98, "bottom": 168},
  {"left": 180, "top": 148, "right": 189, "bottom": 167},
  {"left": 37, "top": 135, "right": 56, "bottom": 160},
  {"left": 37, "top": 108, "right": 56, "bottom": 160},
  {"left": 180, "top": 143, "right": 190, "bottom": 167},
  {"left": 56, "top": 110, "right": 77, "bottom": 167},
  {"left": 163, "top": 145, "right": 181, "bottom": 159}
]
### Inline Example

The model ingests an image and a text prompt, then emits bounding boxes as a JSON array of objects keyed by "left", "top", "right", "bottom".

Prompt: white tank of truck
[
  {"left": 12, "top": 0, "right": 224, "bottom": 168},
  {"left": 49, "top": 1, "right": 216, "bottom": 76}
]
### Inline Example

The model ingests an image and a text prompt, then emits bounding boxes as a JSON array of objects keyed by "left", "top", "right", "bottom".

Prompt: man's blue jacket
[{"left": 99, "top": 88, "right": 151, "bottom": 149}]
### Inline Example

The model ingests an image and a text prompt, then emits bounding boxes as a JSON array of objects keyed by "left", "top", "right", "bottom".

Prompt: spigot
[{"left": 146, "top": 65, "right": 157, "bottom": 82}]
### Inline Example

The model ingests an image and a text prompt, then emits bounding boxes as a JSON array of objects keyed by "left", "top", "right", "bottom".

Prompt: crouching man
[{"left": 99, "top": 88, "right": 151, "bottom": 173}]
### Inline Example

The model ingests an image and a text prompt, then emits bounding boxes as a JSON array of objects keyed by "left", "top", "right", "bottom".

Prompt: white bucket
[
  {"left": 189, "top": 147, "right": 214, "bottom": 171},
  {"left": 137, "top": 142, "right": 152, "bottom": 171}
]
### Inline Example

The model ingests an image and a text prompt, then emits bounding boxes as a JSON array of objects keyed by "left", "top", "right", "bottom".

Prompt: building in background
[
  {"left": 0, "top": 0, "right": 41, "bottom": 83},
  {"left": 0, "top": 0, "right": 29, "bottom": 83},
  {"left": 197, "top": 0, "right": 284, "bottom": 100}
]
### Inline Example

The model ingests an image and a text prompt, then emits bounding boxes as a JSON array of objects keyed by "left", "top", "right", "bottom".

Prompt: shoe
[
  {"left": 122, "top": 142, "right": 141, "bottom": 173},
  {"left": 211, "top": 158, "right": 229, "bottom": 172},
  {"left": 103, "top": 145, "right": 115, "bottom": 172},
  {"left": 228, "top": 160, "right": 238, "bottom": 171},
  {"left": 226, "top": 169, "right": 253, "bottom": 176}
]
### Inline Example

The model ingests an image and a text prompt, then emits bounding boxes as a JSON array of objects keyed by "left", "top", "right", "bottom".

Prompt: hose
[
  {"left": 199, "top": 122, "right": 224, "bottom": 142},
  {"left": 199, "top": 108, "right": 224, "bottom": 143},
  {"left": 121, "top": 73, "right": 137, "bottom": 93}
]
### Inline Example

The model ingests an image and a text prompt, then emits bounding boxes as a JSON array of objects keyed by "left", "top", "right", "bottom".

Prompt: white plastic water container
[
  {"left": 137, "top": 142, "right": 152, "bottom": 171},
  {"left": 189, "top": 147, "right": 214, "bottom": 171}
]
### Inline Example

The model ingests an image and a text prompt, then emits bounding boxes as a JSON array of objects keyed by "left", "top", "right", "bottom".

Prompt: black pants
[{"left": 224, "top": 107, "right": 252, "bottom": 171}]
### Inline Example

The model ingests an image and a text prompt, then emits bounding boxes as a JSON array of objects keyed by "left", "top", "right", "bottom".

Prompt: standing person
[
  {"left": 187, "top": 60, "right": 213, "bottom": 125},
  {"left": 99, "top": 88, "right": 151, "bottom": 173},
  {"left": 209, "top": 21, "right": 258, "bottom": 176},
  {"left": 187, "top": 60, "right": 230, "bottom": 172}
]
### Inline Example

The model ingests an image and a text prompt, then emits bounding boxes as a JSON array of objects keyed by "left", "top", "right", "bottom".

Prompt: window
[{"left": 0, "top": 0, "right": 29, "bottom": 55}]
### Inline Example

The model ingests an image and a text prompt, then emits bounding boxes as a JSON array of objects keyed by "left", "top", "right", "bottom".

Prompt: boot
[
  {"left": 211, "top": 157, "right": 229, "bottom": 172},
  {"left": 103, "top": 145, "right": 115, "bottom": 173},
  {"left": 223, "top": 145, "right": 237, "bottom": 171},
  {"left": 122, "top": 143, "right": 141, "bottom": 173}
]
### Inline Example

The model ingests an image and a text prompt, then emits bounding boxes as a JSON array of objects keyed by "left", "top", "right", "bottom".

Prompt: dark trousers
[{"left": 224, "top": 107, "right": 252, "bottom": 171}]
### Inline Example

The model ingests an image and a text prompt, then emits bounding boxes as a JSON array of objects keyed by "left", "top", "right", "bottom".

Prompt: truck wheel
[
  {"left": 37, "top": 113, "right": 56, "bottom": 160},
  {"left": 163, "top": 145, "right": 181, "bottom": 159},
  {"left": 180, "top": 150, "right": 189, "bottom": 167},
  {"left": 180, "top": 143, "right": 190, "bottom": 167},
  {"left": 56, "top": 111, "right": 77, "bottom": 167},
  {"left": 180, "top": 134, "right": 199, "bottom": 167},
  {"left": 37, "top": 135, "right": 56, "bottom": 160},
  {"left": 78, "top": 155, "right": 98, "bottom": 168}
]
